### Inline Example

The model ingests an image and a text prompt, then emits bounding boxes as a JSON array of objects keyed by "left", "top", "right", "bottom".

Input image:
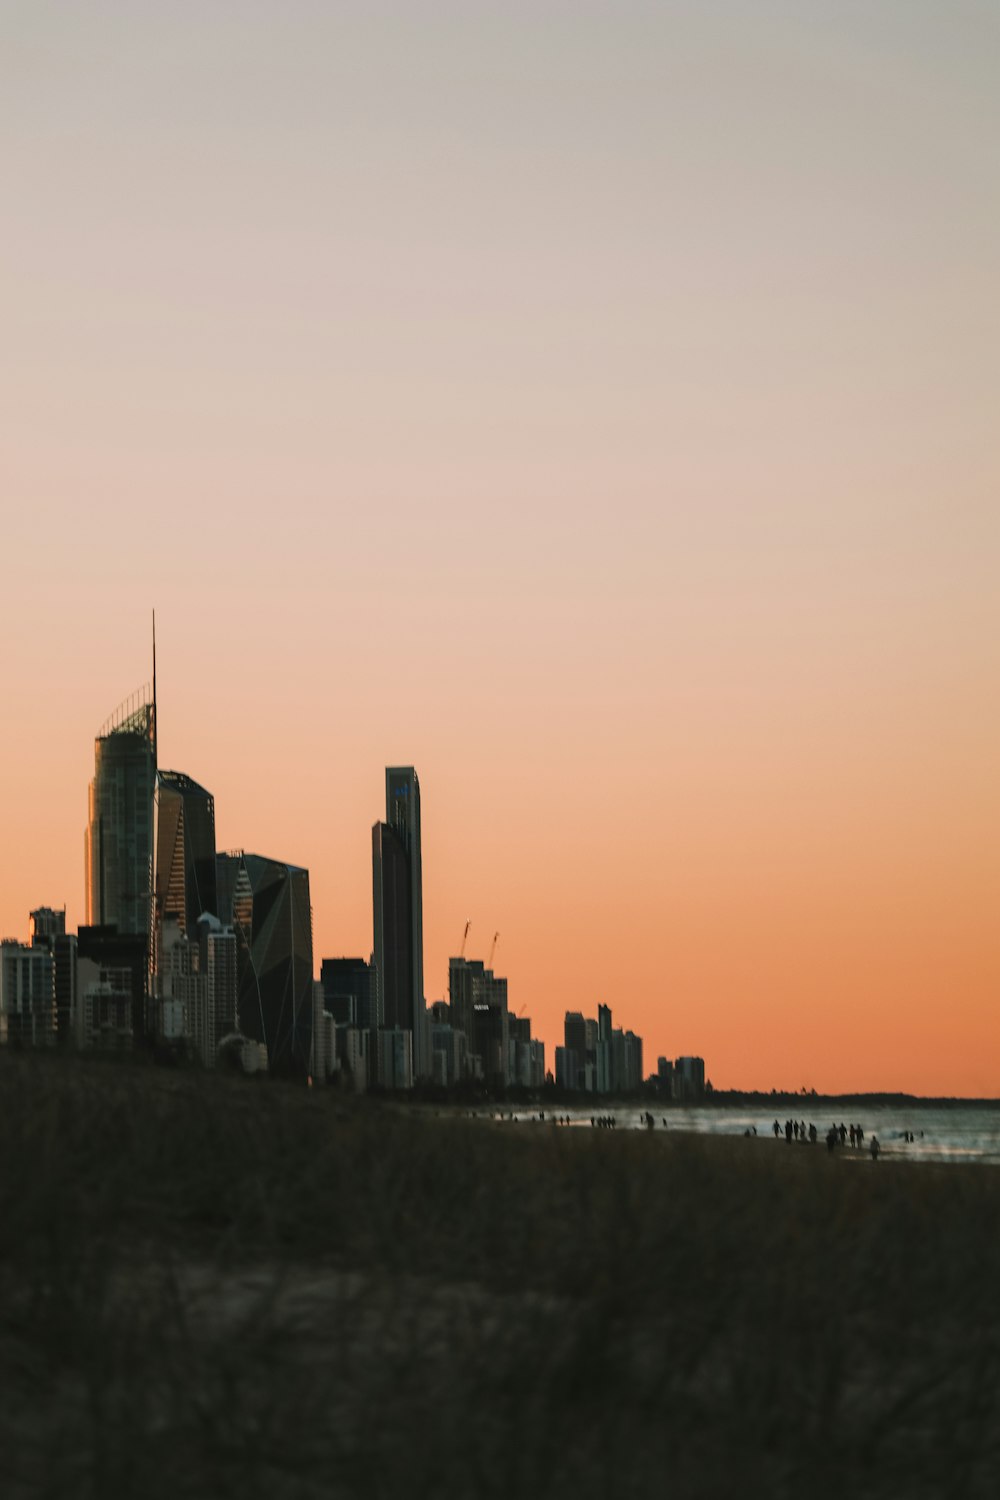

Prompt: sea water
[{"left": 501, "top": 1102, "right": 1000, "bottom": 1164}]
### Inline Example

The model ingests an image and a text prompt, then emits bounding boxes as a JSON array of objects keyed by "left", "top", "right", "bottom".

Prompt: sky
[{"left": 1, "top": 1, "right": 998, "bottom": 1094}]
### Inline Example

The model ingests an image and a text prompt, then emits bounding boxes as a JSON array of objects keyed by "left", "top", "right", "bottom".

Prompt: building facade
[
  {"left": 449, "top": 956, "right": 510, "bottom": 1085},
  {"left": 561, "top": 1005, "right": 644, "bottom": 1094},
  {"left": 217, "top": 851, "right": 314, "bottom": 1078},
  {"left": 152, "top": 771, "right": 217, "bottom": 945},
  {"left": 0, "top": 939, "right": 56, "bottom": 1046},
  {"left": 372, "top": 766, "right": 426, "bottom": 1079},
  {"left": 85, "top": 692, "right": 156, "bottom": 940},
  {"left": 320, "top": 956, "right": 375, "bottom": 1030}
]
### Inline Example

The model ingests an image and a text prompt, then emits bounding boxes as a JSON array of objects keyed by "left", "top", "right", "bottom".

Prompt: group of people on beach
[{"left": 772, "top": 1117, "right": 881, "bottom": 1159}]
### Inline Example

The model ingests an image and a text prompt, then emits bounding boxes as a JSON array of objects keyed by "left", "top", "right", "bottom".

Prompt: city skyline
[
  {"left": 2, "top": 4, "right": 998, "bottom": 1094},
  {"left": 0, "top": 636, "right": 994, "bottom": 1094}
]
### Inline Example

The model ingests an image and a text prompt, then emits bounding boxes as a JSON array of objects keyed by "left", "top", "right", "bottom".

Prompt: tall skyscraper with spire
[
  {"left": 85, "top": 695, "right": 156, "bottom": 937},
  {"left": 372, "top": 766, "right": 426, "bottom": 1080}
]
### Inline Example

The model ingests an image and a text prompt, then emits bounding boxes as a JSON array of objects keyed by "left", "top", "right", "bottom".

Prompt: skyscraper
[
  {"left": 0, "top": 938, "right": 56, "bottom": 1046},
  {"left": 372, "top": 766, "right": 426, "bottom": 1079},
  {"left": 85, "top": 688, "right": 156, "bottom": 938},
  {"left": 216, "top": 851, "right": 314, "bottom": 1077},
  {"left": 449, "top": 955, "right": 509, "bottom": 1085},
  {"left": 151, "top": 769, "right": 218, "bottom": 972},
  {"left": 319, "top": 956, "right": 374, "bottom": 1029},
  {"left": 28, "top": 908, "right": 73, "bottom": 1046}
]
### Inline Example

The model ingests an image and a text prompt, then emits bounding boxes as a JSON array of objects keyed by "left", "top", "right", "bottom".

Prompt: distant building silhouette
[
  {"left": 76, "top": 924, "right": 148, "bottom": 1048},
  {"left": 449, "top": 956, "right": 509, "bottom": 1086},
  {"left": 217, "top": 851, "right": 314, "bottom": 1077},
  {"left": 509, "top": 1014, "right": 545, "bottom": 1088},
  {"left": 199, "top": 918, "right": 238, "bottom": 1062},
  {"left": 150, "top": 769, "right": 217, "bottom": 1005},
  {"left": 85, "top": 689, "right": 156, "bottom": 941},
  {"left": 27, "top": 908, "right": 73, "bottom": 1046},
  {"left": 377, "top": 1027, "right": 414, "bottom": 1090},
  {"left": 29, "top": 907, "right": 66, "bottom": 947},
  {"left": 555, "top": 1045, "right": 579, "bottom": 1091},
  {"left": 0, "top": 937, "right": 56, "bottom": 1046},
  {"left": 561, "top": 1004, "right": 643, "bottom": 1093},
  {"left": 320, "top": 956, "right": 374, "bottom": 1030},
  {"left": 674, "top": 1056, "right": 706, "bottom": 1101},
  {"left": 152, "top": 770, "right": 218, "bottom": 942},
  {"left": 372, "top": 766, "right": 426, "bottom": 1079}
]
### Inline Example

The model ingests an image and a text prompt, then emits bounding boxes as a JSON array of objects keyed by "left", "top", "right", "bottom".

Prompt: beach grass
[{"left": 1, "top": 1051, "right": 997, "bottom": 1498}]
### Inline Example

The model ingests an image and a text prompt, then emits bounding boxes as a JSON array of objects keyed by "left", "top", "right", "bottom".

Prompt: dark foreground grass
[{"left": 1, "top": 1054, "right": 998, "bottom": 1499}]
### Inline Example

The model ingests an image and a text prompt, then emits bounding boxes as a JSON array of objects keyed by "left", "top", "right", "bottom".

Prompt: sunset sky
[{"left": 2, "top": 2, "right": 998, "bottom": 1094}]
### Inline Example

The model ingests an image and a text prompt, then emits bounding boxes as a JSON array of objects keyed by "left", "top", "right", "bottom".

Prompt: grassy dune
[{"left": 1, "top": 1054, "right": 998, "bottom": 1499}]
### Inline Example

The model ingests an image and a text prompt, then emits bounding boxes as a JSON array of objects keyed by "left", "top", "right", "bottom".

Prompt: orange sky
[{"left": 1, "top": 4, "right": 998, "bottom": 1093}]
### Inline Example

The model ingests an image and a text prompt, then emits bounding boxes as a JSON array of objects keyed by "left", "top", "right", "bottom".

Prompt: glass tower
[
  {"left": 85, "top": 690, "right": 156, "bottom": 938},
  {"left": 217, "top": 851, "right": 314, "bottom": 1078},
  {"left": 152, "top": 771, "right": 218, "bottom": 938}
]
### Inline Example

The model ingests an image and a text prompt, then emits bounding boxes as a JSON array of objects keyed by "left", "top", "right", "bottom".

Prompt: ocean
[{"left": 499, "top": 1101, "right": 1000, "bottom": 1165}]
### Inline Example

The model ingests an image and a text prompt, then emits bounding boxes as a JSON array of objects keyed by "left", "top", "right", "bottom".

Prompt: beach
[
  {"left": 1, "top": 1054, "right": 997, "bottom": 1498},
  {"left": 483, "top": 1099, "right": 1000, "bottom": 1165}
]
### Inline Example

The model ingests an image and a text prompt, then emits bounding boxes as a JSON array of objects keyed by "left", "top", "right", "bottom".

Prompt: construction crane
[
  {"left": 459, "top": 919, "right": 471, "bottom": 958},
  {"left": 488, "top": 931, "right": 499, "bottom": 970}
]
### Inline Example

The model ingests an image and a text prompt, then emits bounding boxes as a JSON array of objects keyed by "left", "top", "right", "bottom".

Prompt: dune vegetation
[{"left": 1, "top": 1051, "right": 997, "bottom": 1498}]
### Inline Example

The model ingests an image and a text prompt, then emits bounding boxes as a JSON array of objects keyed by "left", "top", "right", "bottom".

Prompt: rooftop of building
[
  {"left": 156, "top": 769, "right": 212, "bottom": 797},
  {"left": 97, "top": 686, "right": 154, "bottom": 741}
]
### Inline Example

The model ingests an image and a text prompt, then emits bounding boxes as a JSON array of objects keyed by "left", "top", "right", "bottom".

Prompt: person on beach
[
  {"left": 809, "top": 1123, "right": 817, "bottom": 1143},
  {"left": 849, "top": 1124, "right": 856, "bottom": 1148},
  {"left": 871, "top": 1135, "right": 880, "bottom": 1161},
  {"left": 773, "top": 1119, "right": 781, "bottom": 1138}
]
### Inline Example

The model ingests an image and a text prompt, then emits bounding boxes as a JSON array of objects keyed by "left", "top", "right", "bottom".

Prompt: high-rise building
[
  {"left": 564, "top": 1012, "right": 587, "bottom": 1076},
  {"left": 555, "top": 1046, "right": 579, "bottom": 1091},
  {"left": 320, "top": 956, "right": 374, "bottom": 1029},
  {"left": 76, "top": 924, "right": 148, "bottom": 1045},
  {"left": 217, "top": 851, "right": 314, "bottom": 1077},
  {"left": 562, "top": 1006, "right": 644, "bottom": 1094},
  {"left": 150, "top": 768, "right": 218, "bottom": 1020},
  {"left": 85, "top": 689, "right": 156, "bottom": 940},
  {"left": 674, "top": 1056, "right": 705, "bottom": 1101},
  {"left": 53, "top": 933, "right": 77, "bottom": 1045},
  {"left": 26, "top": 909, "right": 74, "bottom": 1045},
  {"left": 202, "top": 919, "right": 238, "bottom": 1057},
  {"left": 431, "top": 1020, "right": 467, "bottom": 1086},
  {"left": 29, "top": 907, "right": 66, "bottom": 947},
  {"left": 449, "top": 956, "right": 509, "bottom": 1084},
  {"left": 656, "top": 1057, "right": 675, "bottom": 1095},
  {"left": 152, "top": 771, "right": 217, "bottom": 943},
  {"left": 372, "top": 823, "right": 409, "bottom": 1031},
  {"left": 0, "top": 939, "right": 56, "bottom": 1046},
  {"left": 372, "top": 766, "right": 426, "bottom": 1079}
]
